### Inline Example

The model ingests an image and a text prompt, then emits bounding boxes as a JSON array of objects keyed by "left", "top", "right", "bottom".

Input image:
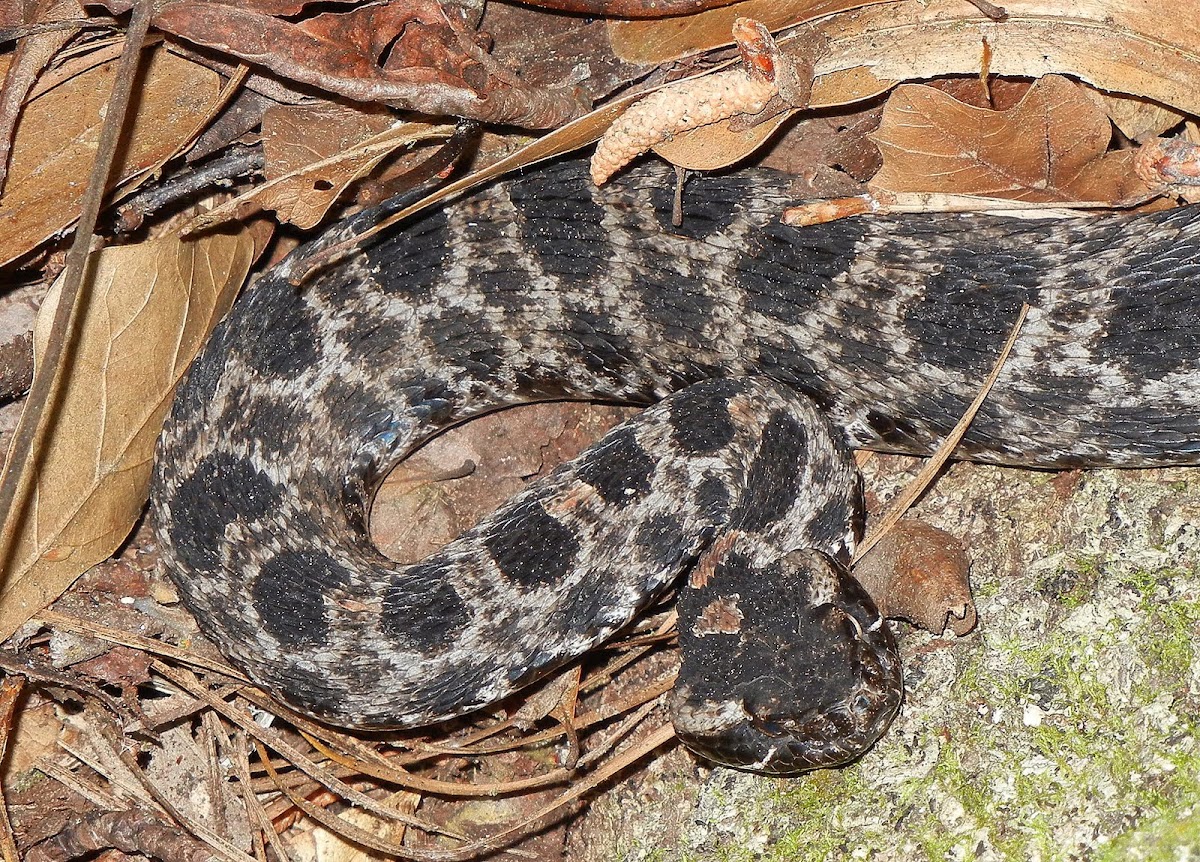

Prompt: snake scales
[{"left": 151, "top": 158, "right": 1200, "bottom": 774}]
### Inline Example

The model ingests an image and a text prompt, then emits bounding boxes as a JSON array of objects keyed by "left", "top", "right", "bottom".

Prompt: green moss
[
  {"left": 1111, "top": 566, "right": 1200, "bottom": 693},
  {"left": 762, "top": 770, "right": 858, "bottom": 861},
  {"left": 1097, "top": 793, "right": 1200, "bottom": 862},
  {"left": 874, "top": 585, "right": 1196, "bottom": 861},
  {"left": 1137, "top": 598, "right": 1199, "bottom": 685},
  {"left": 1119, "top": 567, "right": 1169, "bottom": 603}
]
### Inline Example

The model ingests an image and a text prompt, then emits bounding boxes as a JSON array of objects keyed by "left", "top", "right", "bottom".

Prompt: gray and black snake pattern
[{"left": 151, "top": 158, "right": 1200, "bottom": 774}]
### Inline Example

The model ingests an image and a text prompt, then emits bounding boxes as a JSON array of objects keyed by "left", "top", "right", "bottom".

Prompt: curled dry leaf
[
  {"left": 1085, "top": 86, "right": 1186, "bottom": 144},
  {"left": 99, "top": 0, "right": 587, "bottom": 128},
  {"left": 869, "top": 76, "right": 1159, "bottom": 207},
  {"left": 512, "top": 0, "right": 745, "bottom": 16},
  {"left": 262, "top": 103, "right": 395, "bottom": 177},
  {"left": 810, "top": 0, "right": 1200, "bottom": 114},
  {"left": 651, "top": 112, "right": 791, "bottom": 172},
  {"left": 854, "top": 519, "right": 976, "bottom": 636},
  {"left": 0, "top": 224, "right": 263, "bottom": 642},
  {"left": 0, "top": 47, "right": 221, "bottom": 266}
]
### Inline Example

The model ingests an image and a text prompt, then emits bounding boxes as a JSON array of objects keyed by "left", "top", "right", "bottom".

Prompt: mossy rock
[{"left": 568, "top": 459, "right": 1200, "bottom": 861}]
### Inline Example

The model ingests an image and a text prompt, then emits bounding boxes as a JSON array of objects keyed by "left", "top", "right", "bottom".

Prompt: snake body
[{"left": 152, "top": 159, "right": 1200, "bottom": 773}]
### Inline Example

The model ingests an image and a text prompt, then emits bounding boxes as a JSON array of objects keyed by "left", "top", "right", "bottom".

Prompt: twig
[
  {"left": 853, "top": 304, "right": 1030, "bottom": 563},
  {"left": 418, "top": 721, "right": 676, "bottom": 862},
  {"left": 0, "top": 648, "right": 134, "bottom": 724},
  {"left": 115, "top": 145, "right": 265, "bottom": 233},
  {"left": 498, "top": 0, "right": 742, "bottom": 15},
  {"left": 149, "top": 661, "right": 465, "bottom": 840},
  {"left": 230, "top": 733, "right": 296, "bottom": 862},
  {"left": 966, "top": 0, "right": 1008, "bottom": 20},
  {"left": 34, "top": 609, "right": 248, "bottom": 682},
  {"left": 0, "top": 18, "right": 119, "bottom": 42},
  {"left": 0, "top": 2, "right": 153, "bottom": 581},
  {"left": 89, "top": 720, "right": 256, "bottom": 862},
  {"left": 38, "top": 757, "right": 126, "bottom": 811}
]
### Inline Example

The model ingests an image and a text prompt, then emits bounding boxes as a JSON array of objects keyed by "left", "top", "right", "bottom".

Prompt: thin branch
[
  {"left": 0, "top": 2, "right": 153, "bottom": 584},
  {"left": 854, "top": 304, "right": 1030, "bottom": 563}
]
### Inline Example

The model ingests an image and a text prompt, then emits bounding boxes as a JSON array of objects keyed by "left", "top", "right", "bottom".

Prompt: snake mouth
[{"left": 671, "top": 669, "right": 903, "bottom": 775}]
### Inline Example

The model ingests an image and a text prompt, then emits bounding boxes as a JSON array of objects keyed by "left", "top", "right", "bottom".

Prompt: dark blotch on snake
[
  {"left": 634, "top": 513, "right": 690, "bottom": 571},
  {"left": 731, "top": 412, "right": 807, "bottom": 532},
  {"left": 905, "top": 241, "right": 1038, "bottom": 372},
  {"left": 251, "top": 550, "right": 352, "bottom": 646},
  {"left": 566, "top": 308, "right": 638, "bottom": 380},
  {"left": 809, "top": 496, "right": 854, "bottom": 550},
  {"left": 168, "top": 453, "right": 283, "bottom": 574},
  {"left": 739, "top": 219, "right": 853, "bottom": 325},
  {"left": 243, "top": 303, "right": 322, "bottom": 378},
  {"left": 577, "top": 427, "right": 655, "bottom": 505},
  {"left": 485, "top": 498, "right": 580, "bottom": 586},
  {"left": 865, "top": 409, "right": 920, "bottom": 449},
  {"left": 382, "top": 561, "right": 471, "bottom": 651},
  {"left": 696, "top": 474, "right": 731, "bottom": 523},
  {"left": 362, "top": 205, "right": 449, "bottom": 303},
  {"left": 508, "top": 168, "right": 608, "bottom": 275},
  {"left": 669, "top": 378, "right": 741, "bottom": 453}
]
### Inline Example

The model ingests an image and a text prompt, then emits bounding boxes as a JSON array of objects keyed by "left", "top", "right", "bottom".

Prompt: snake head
[{"left": 671, "top": 547, "right": 903, "bottom": 775}]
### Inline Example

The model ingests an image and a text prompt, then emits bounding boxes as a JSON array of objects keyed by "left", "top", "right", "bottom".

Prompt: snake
[{"left": 150, "top": 157, "right": 1200, "bottom": 775}]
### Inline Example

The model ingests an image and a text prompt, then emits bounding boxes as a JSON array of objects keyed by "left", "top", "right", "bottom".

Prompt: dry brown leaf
[
  {"left": 854, "top": 519, "right": 976, "bottom": 636},
  {"left": 869, "top": 76, "right": 1158, "bottom": 205},
  {"left": 609, "top": 0, "right": 879, "bottom": 64},
  {"left": 191, "top": 119, "right": 453, "bottom": 230},
  {"left": 0, "top": 0, "right": 82, "bottom": 197},
  {"left": 652, "top": 110, "right": 793, "bottom": 171},
  {"left": 98, "top": 0, "right": 585, "bottom": 128},
  {"left": 263, "top": 103, "right": 395, "bottom": 179},
  {"left": 615, "top": 1, "right": 1200, "bottom": 124},
  {"left": 0, "top": 225, "right": 263, "bottom": 642},
  {"left": 810, "top": 0, "right": 1200, "bottom": 112},
  {"left": 0, "top": 46, "right": 221, "bottom": 266},
  {"left": 259, "top": 103, "right": 401, "bottom": 228}
]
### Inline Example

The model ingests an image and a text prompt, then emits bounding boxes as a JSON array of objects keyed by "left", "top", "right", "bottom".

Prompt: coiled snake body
[{"left": 152, "top": 160, "right": 1200, "bottom": 773}]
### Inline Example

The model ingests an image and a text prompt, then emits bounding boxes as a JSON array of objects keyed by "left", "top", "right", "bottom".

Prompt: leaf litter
[{"left": 0, "top": 0, "right": 1199, "bottom": 859}]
